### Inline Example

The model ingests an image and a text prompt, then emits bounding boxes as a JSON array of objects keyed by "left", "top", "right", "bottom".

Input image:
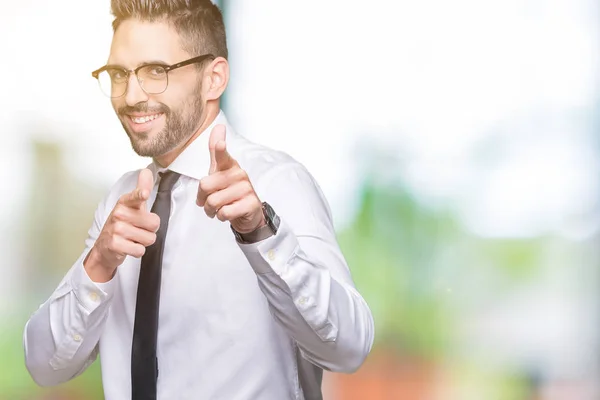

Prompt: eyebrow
[
  {"left": 104, "top": 60, "right": 171, "bottom": 70},
  {"left": 137, "top": 60, "right": 170, "bottom": 67},
  {"left": 104, "top": 63, "right": 126, "bottom": 70}
]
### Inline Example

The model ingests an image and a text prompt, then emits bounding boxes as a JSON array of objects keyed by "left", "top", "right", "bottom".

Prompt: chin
[{"left": 130, "top": 136, "right": 179, "bottom": 159}]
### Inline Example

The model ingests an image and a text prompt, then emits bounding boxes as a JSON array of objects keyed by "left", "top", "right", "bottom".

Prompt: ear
[{"left": 203, "top": 57, "right": 229, "bottom": 101}]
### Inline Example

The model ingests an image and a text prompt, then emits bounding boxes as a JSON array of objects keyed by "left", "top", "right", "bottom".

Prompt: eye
[
  {"left": 150, "top": 66, "right": 166, "bottom": 76},
  {"left": 143, "top": 65, "right": 167, "bottom": 79},
  {"left": 107, "top": 68, "right": 127, "bottom": 82}
]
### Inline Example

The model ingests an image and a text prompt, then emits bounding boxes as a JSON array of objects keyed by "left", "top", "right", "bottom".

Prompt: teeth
[{"left": 132, "top": 114, "right": 161, "bottom": 124}]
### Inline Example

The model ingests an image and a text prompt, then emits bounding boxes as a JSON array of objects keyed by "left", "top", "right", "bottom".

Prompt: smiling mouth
[{"left": 129, "top": 113, "right": 164, "bottom": 124}]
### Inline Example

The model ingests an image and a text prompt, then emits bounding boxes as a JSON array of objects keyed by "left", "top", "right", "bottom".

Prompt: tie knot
[{"left": 157, "top": 171, "right": 181, "bottom": 193}]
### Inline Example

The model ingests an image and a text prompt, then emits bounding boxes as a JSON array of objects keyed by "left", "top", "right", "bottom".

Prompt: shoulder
[
  {"left": 228, "top": 131, "right": 317, "bottom": 192},
  {"left": 228, "top": 131, "right": 333, "bottom": 224}
]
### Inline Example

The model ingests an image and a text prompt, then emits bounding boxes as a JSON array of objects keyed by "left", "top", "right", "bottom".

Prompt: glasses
[{"left": 91, "top": 54, "right": 214, "bottom": 98}]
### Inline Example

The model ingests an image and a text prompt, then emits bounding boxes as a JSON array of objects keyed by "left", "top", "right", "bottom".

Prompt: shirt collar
[{"left": 148, "top": 109, "right": 229, "bottom": 182}]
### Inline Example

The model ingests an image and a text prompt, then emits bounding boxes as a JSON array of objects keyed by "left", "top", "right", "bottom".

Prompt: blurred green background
[{"left": 1, "top": 0, "right": 599, "bottom": 399}]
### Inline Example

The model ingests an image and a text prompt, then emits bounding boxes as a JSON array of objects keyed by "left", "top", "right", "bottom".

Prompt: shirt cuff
[
  {"left": 237, "top": 219, "right": 299, "bottom": 275},
  {"left": 70, "top": 252, "right": 116, "bottom": 313}
]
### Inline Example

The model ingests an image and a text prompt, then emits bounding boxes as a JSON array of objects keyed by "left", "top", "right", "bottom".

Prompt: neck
[{"left": 154, "top": 102, "right": 220, "bottom": 167}]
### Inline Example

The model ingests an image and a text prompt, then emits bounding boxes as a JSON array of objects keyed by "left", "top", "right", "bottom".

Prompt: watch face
[{"left": 262, "top": 202, "right": 280, "bottom": 233}]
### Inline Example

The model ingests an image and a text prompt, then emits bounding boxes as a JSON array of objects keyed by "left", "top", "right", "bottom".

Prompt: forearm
[
  {"left": 240, "top": 220, "right": 374, "bottom": 373},
  {"left": 24, "top": 252, "right": 115, "bottom": 386},
  {"left": 84, "top": 246, "right": 117, "bottom": 283}
]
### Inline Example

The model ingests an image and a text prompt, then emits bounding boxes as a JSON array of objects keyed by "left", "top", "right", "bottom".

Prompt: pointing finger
[
  {"left": 208, "top": 124, "right": 236, "bottom": 173},
  {"left": 120, "top": 168, "right": 154, "bottom": 210},
  {"left": 120, "top": 187, "right": 149, "bottom": 209},
  {"left": 214, "top": 140, "right": 235, "bottom": 172}
]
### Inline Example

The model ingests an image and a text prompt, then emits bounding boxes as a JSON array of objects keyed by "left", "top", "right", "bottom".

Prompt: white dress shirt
[{"left": 23, "top": 111, "right": 374, "bottom": 400}]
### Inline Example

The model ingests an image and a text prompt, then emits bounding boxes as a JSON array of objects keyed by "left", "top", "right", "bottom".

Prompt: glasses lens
[
  {"left": 137, "top": 65, "right": 168, "bottom": 95},
  {"left": 138, "top": 65, "right": 169, "bottom": 94},
  {"left": 98, "top": 68, "right": 128, "bottom": 98}
]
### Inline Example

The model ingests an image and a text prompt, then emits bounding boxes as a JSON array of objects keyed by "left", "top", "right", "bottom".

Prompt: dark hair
[{"left": 111, "top": 0, "right": 228, "bottom": 60}]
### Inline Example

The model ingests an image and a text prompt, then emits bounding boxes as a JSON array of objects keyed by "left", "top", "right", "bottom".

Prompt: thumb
[
  {"left": 136, "top": 168, "right": 154, "bottom": 209},
  {"left": 208, "top": 124, "right": 226, "bottom": 174}
]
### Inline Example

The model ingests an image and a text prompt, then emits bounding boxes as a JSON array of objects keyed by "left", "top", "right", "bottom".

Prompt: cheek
[
  {"left": 162, "top": 81, "right": 189, "bottom": 102},
  {"left": 159, "top": 87, "right": 200, "bottom": 113},
  {"left": 171, "top": 73, "right": 203, "bottom": 97},
  {"left": 111, "top": 99, "right": 123, "bottom": 114}
]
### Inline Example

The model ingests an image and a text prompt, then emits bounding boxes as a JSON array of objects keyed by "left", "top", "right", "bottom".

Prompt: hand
[
  {"left": 84, "top": 168, "right": 161, "bottom": 282},
  {"left": 196, "top": 124, "right": 265, "bottom": 234}
]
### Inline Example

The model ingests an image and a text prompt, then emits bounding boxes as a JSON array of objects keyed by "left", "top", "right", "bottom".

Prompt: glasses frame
[{"left": 91, "top": 54, "right": 215, "bottom": 98}]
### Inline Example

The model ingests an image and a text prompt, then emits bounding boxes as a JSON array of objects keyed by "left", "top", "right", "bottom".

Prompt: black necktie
[{"left": 131, "top": 170, "right": 181, "bottom": 400}]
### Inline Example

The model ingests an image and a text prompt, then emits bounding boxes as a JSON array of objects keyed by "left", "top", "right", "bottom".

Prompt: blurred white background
[{"left": 1, "top": 0, "right": 599, "bottom": 399}]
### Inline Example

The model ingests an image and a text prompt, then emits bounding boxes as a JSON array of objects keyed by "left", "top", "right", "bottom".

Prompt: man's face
[{"left": 108, "top": 19, "right": 205, "bottom": 158}]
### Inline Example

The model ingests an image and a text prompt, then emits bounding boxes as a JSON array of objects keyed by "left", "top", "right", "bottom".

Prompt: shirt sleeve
[
  {"left": 23, "top": 190, "right": 118, "bottom": 387},
  {"left": 238, "top": 163, "right": 375, "bottom": 373}
]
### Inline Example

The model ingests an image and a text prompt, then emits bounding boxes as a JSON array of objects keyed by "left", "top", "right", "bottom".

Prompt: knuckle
[
  {"left": 242, "top": 180, "right": 253, "bottom": 193},
  {"left": 205, "top": 196, "right": 218, "bottom": 210},
  {"left": 233, "top": 168, "right": 247, "bottom": 181},
  {"left": 199, "top": 178, "right": 211, "bottom": 193},
  {"left": 112, "top": 220, "right": 125, "bottom": 236},
  {"left": 134, "top": 245, "right": 146, "bottom": 258},
  {"left": 112, "top": 205, "right": 126, "bottom": 220},
  {"left": 148, "top": 213, "right": 160, "bottom": 231},
  {"left": 107, "top": 236, "right": 119, "bottom": 252}
]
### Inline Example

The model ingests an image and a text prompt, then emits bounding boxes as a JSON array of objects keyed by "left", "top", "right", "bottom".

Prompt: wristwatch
[{"left": 232, "top": 202, "right": 280, "bottom": 244}]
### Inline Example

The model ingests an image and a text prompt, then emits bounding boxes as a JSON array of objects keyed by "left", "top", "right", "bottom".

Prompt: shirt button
[
  {"left": 298, "top": 297, "right": 308, "bottom": 305},
  {"left": 73, "top": 334, "right": 82, "bottom": 342},
  {"left": 89, "top": 292, "right": 99, "bottom": 302},
  {"left": 267, "top": 249, "right": 276, "bottom": 261}
]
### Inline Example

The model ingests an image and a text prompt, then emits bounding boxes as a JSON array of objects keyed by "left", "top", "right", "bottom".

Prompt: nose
[{"left": 124, "top": 73, "right": 149, "bottom": 106}]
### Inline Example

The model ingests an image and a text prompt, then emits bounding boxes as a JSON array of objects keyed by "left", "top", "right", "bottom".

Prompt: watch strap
[
  {"left": 232, "top": 202, "right": 280, "bottom": 244},
  {"left": 233, "top": 223, "right": 274, "bottom": 244}
]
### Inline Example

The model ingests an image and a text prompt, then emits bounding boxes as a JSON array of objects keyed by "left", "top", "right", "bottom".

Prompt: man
[{"left": 23, "top": 1, "right": 374, "bottom": 399}]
